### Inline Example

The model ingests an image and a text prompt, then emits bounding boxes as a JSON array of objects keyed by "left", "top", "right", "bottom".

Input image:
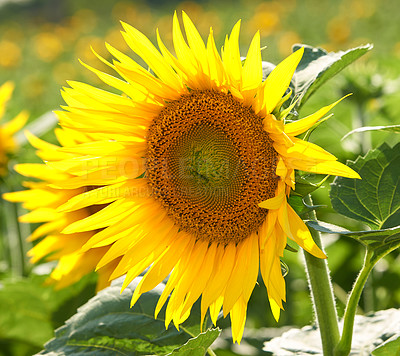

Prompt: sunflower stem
[
  {"left": 303, "top": 194, "right": 340, "bottom": 356},
  {"left": 0, "top": 183, "right": 12, "bottom": 271},
  {"left": 1, "top": 175, "right": 28, "bottom": 276},
  {"left": 207, "top": 348, "right": 217, "bottom": 356},
  {"left": 334, "top": 249, "right": 374, "bottom": 356}
]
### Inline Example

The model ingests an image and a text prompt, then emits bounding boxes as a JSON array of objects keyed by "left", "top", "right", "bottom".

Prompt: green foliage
[
  {"left": 372, "top": 335, "right": 400, "bottom": 356},
  {"left": 291, "top": 174, "right": 329, "bottom": 198},
  {"left": 167, "top": 329, "right": 220, "bottom": 356},
  {"left": 0, "top": 274, "right": 96, "bottom": 355},
  {"left": 288, "top": 195, "right": 324, "bottom": 216},
  {"left": 0, "top": 2, "right": 399, "bottom": 355},
  {"left": 343, "top": 124, "right": 400, "bottom": 140},
  {"left": 307, "top": 142, "right": 400, "bottom": 265},
  {"left": 307, "top": 220, "right": 400, "bottom": 266},
  {"left": 0, "top": 276, "right": 54, "bottom": 348},
  {"left": 39, "top": 278, "right": 219, "bottom": 356},
  {"left": 292, "top": 44, "right": 373, "bottom": 110},
  {"left": 330, "top": 142, "right": 400, "bottom": 230},
  {"left": 264, "top": 308, "right": 400, "bottom": 355}
]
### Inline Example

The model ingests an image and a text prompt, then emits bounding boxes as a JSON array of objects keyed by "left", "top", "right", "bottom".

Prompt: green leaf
[
  {"left": 288, "top": 195, "right": 324, "bottom": 216},
  {"left": 280, "top": 260, "right": 289, "bottom": 278},
  {"left": 0, "top": 274, "right": 96, "bottom": 349},
  {"left": 292, "top": 174, "right": 329, "bottom": 197},
  {"left": 342, "top": 124, "right": 400, "bottom": 140},
  {"left": 292, "top": 44, "right": 373, "bottom": 109},
  {"left": 167, "top": 329, "right": 220, "bottom": 356},
  {"left": 39, "top": 278, "right": 219, "bottom": 356},
  {"left": 307, "top": 220, "right": 400, "bottom": 259},
  {"left": 262, "top": 61, "right": 276, "bottom": 80},
  {"left": 330, "top": 142, "right": 400, "bottom": 230},
  {"left": 264, "top": 308, "right": 400, "bottom": 355},
  {"left": 372, "top": 335, "right": 400, "bottom": 356},
  {"left": 0, "top": 276, "right": 54, "bottom": 347}
]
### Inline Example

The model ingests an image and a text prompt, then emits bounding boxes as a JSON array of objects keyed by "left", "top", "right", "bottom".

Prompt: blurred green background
[{"left": 0, "top": 0, "right": 399, "bottom": 355}]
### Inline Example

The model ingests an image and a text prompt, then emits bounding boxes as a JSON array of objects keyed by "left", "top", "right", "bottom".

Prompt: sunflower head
[
  {"left": 146, "top": 89, "right": 280, "bottom": 244},
  {"left": 4, "top": 12, "right": 360, "bottom": 343},
  {"left": 0, "top": 82, "right": 28, "bottom": 176}
]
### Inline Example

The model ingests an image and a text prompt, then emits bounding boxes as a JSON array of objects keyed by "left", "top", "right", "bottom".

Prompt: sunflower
[
  {"left": 4, "top": 12, "right": 359, "bottom": 343},
  {"left": 3, "top": 128, "right": 123, "bottom": 290},
  {"left": 0, "top": 82, "right": 28, "bottom": 176}
]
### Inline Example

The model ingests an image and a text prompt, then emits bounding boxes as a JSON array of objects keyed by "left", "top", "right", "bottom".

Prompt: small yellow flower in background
[
  {"left": 327, "top": 16, "right": 351, "bottom": 45},
  {"left": 0, "top": 82, "right": 28, "bottom": 176},
  {"left": 4, "top": 12, "right": 360, "bottom": 343},
  {"left": 33, "top": 32, "right": 64, "bottom": 63},
  {"left": 0, "top": 40, "right": 22, "bottom": 68}
]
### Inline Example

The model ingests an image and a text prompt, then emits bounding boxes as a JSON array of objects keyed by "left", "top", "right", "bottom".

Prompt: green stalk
[
  {"left": 303, "top": 194, "right": 340, "bottom": 356},
  {"left": 1, "top": 176, "right": 28, "bottom": 276},
  {"left": 0, "top": 184, "right": 12, "bottom": 271},
  {"left": 11, "top": 197, "right": 27, "bottom": 276},
  {"left": 207, "top": 348, "right": 217, "bottom": 356},
  {"left": 334, "top": 249, "right": 374, "bottom": 356},
  {"left": 354, "top": 102, "right": 371, "bottom": 154}
]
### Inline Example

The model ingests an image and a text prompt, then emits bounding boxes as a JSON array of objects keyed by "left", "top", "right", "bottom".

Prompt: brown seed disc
[{"left": 146, "top": 90, "right": 279, "bottom": 244}]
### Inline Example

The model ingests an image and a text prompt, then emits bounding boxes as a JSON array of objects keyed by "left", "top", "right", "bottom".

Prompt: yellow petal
[
  {"left": 206, "top": 28, "right": 225, "bottom": 87},
  {"left": 172, "top": 12, "right": 197, "bottom": 72},
  {"left": 263, "top": 47, "right": 304, "bottom": 114},
  {"left": 200, "top": 243, "right": 236, "bottom": 323},
  {"left": 96, "top": 258, "right": 121, "bottom": 292},
  {"left": 230, "top": 297, "right": 247, "bottom": 344},
  {"left": 108, "top": 220, "right": 176, "bottom": 281},
  {"left": 81, "top": 200, "right": 159, "bottom": 250},
  {"left": 258, "top": 183, "right": 286, "bottom": 209},
  {"left": 287, "top": 137, "right": 338, "bottom": 161},
  {"left": 241, "top": 234, "right": 259, "bottom": 303},
  {"left": 1, "top": 111, "right": 28, "bottom": 136},
  {"left": 223, "top": 238, "right": 250, "bottom": 316},
  {"left": 182, "top": 11, "right": 209, "bottom": 77},
  {"left": 288, "top": 156, "right": 361, "bottom": 178},
  {"left": 79, "top": 60, "right": 142, "bottom": 100},
  {"left": 19, "top": 208, "right": 61, "bottom": 223},
  {"left": 209, "top": 295, "right": 224, "bottom": 325},
  {"left": 222, "top": 20, "right": 242, "bottom": 86},
  {"left": 165, "top": 240, "right": 208, "bottom": 326},
  {"left": 121, "top": 22, "right": 183, "bottom": 92},
  {"left": 138, "top": 233, "right": 191, "bottom": 295},
  {"left": 269, "top": 297, "right": 282, "bottom": 321},
  {"left": 258, "top": 209, "right": 278, "bottom": 248},
  {"left": 28, "top": 218, "right": 69, "bottom": 241},
  {"left": 155, "top": 237, "right": 196, "bottom": 319},
  {"left": 278, "top": 202, "right": 326, "bottom": 258},
  {"left": 15, "top": 163, "right": 70, "bottom": 182},
  {"left": 242, "top": 31, "right": 262, "bottom": 91},
  {"left": 121, "top": 236, "right": 173, "bottom": 294},
  {"left": 62, "top": 199, "right": 136, "bottom": 233},
  {"left": 0, "top": 81, "right": 14, "bottom": 117},
  {"left": 284, "top": 95, "right": 351, "bottom": 136},
  {"left": 178, "top": 243, "right": 217, "bottom": 320},
  {"left": 50, "top": 248, "right": 105, "bottom": 289}
]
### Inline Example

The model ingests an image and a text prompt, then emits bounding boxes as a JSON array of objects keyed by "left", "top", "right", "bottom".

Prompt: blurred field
[{"left": 0, "top": 0, "right": 399, "bottom": 355}]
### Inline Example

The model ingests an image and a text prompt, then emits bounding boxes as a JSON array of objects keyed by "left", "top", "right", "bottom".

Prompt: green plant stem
[
  {"left": 355, "top": 102, "right": 371, "bottom": 154},
  {"left": 207, "top": 348, "right": 217, "bottom": 356},
  {"left": 0, "top": 183, "right": 12, "bottom": 271},
  {"left": 12, "top": 197, "right": 27, "bottom": 276},
  {"left": 334, "top": 249, "right": 374, "bottom": 356},
  {"left": 303, "top": 194, "right": 340, "bottom": 356},
  {"left": 1, "top": 177, "right": 27, "bottom": 276}
]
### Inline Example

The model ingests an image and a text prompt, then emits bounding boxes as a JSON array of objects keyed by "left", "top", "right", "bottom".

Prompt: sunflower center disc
[{"left": 146, "top": 90, "right": 279, "bottom": 244}]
